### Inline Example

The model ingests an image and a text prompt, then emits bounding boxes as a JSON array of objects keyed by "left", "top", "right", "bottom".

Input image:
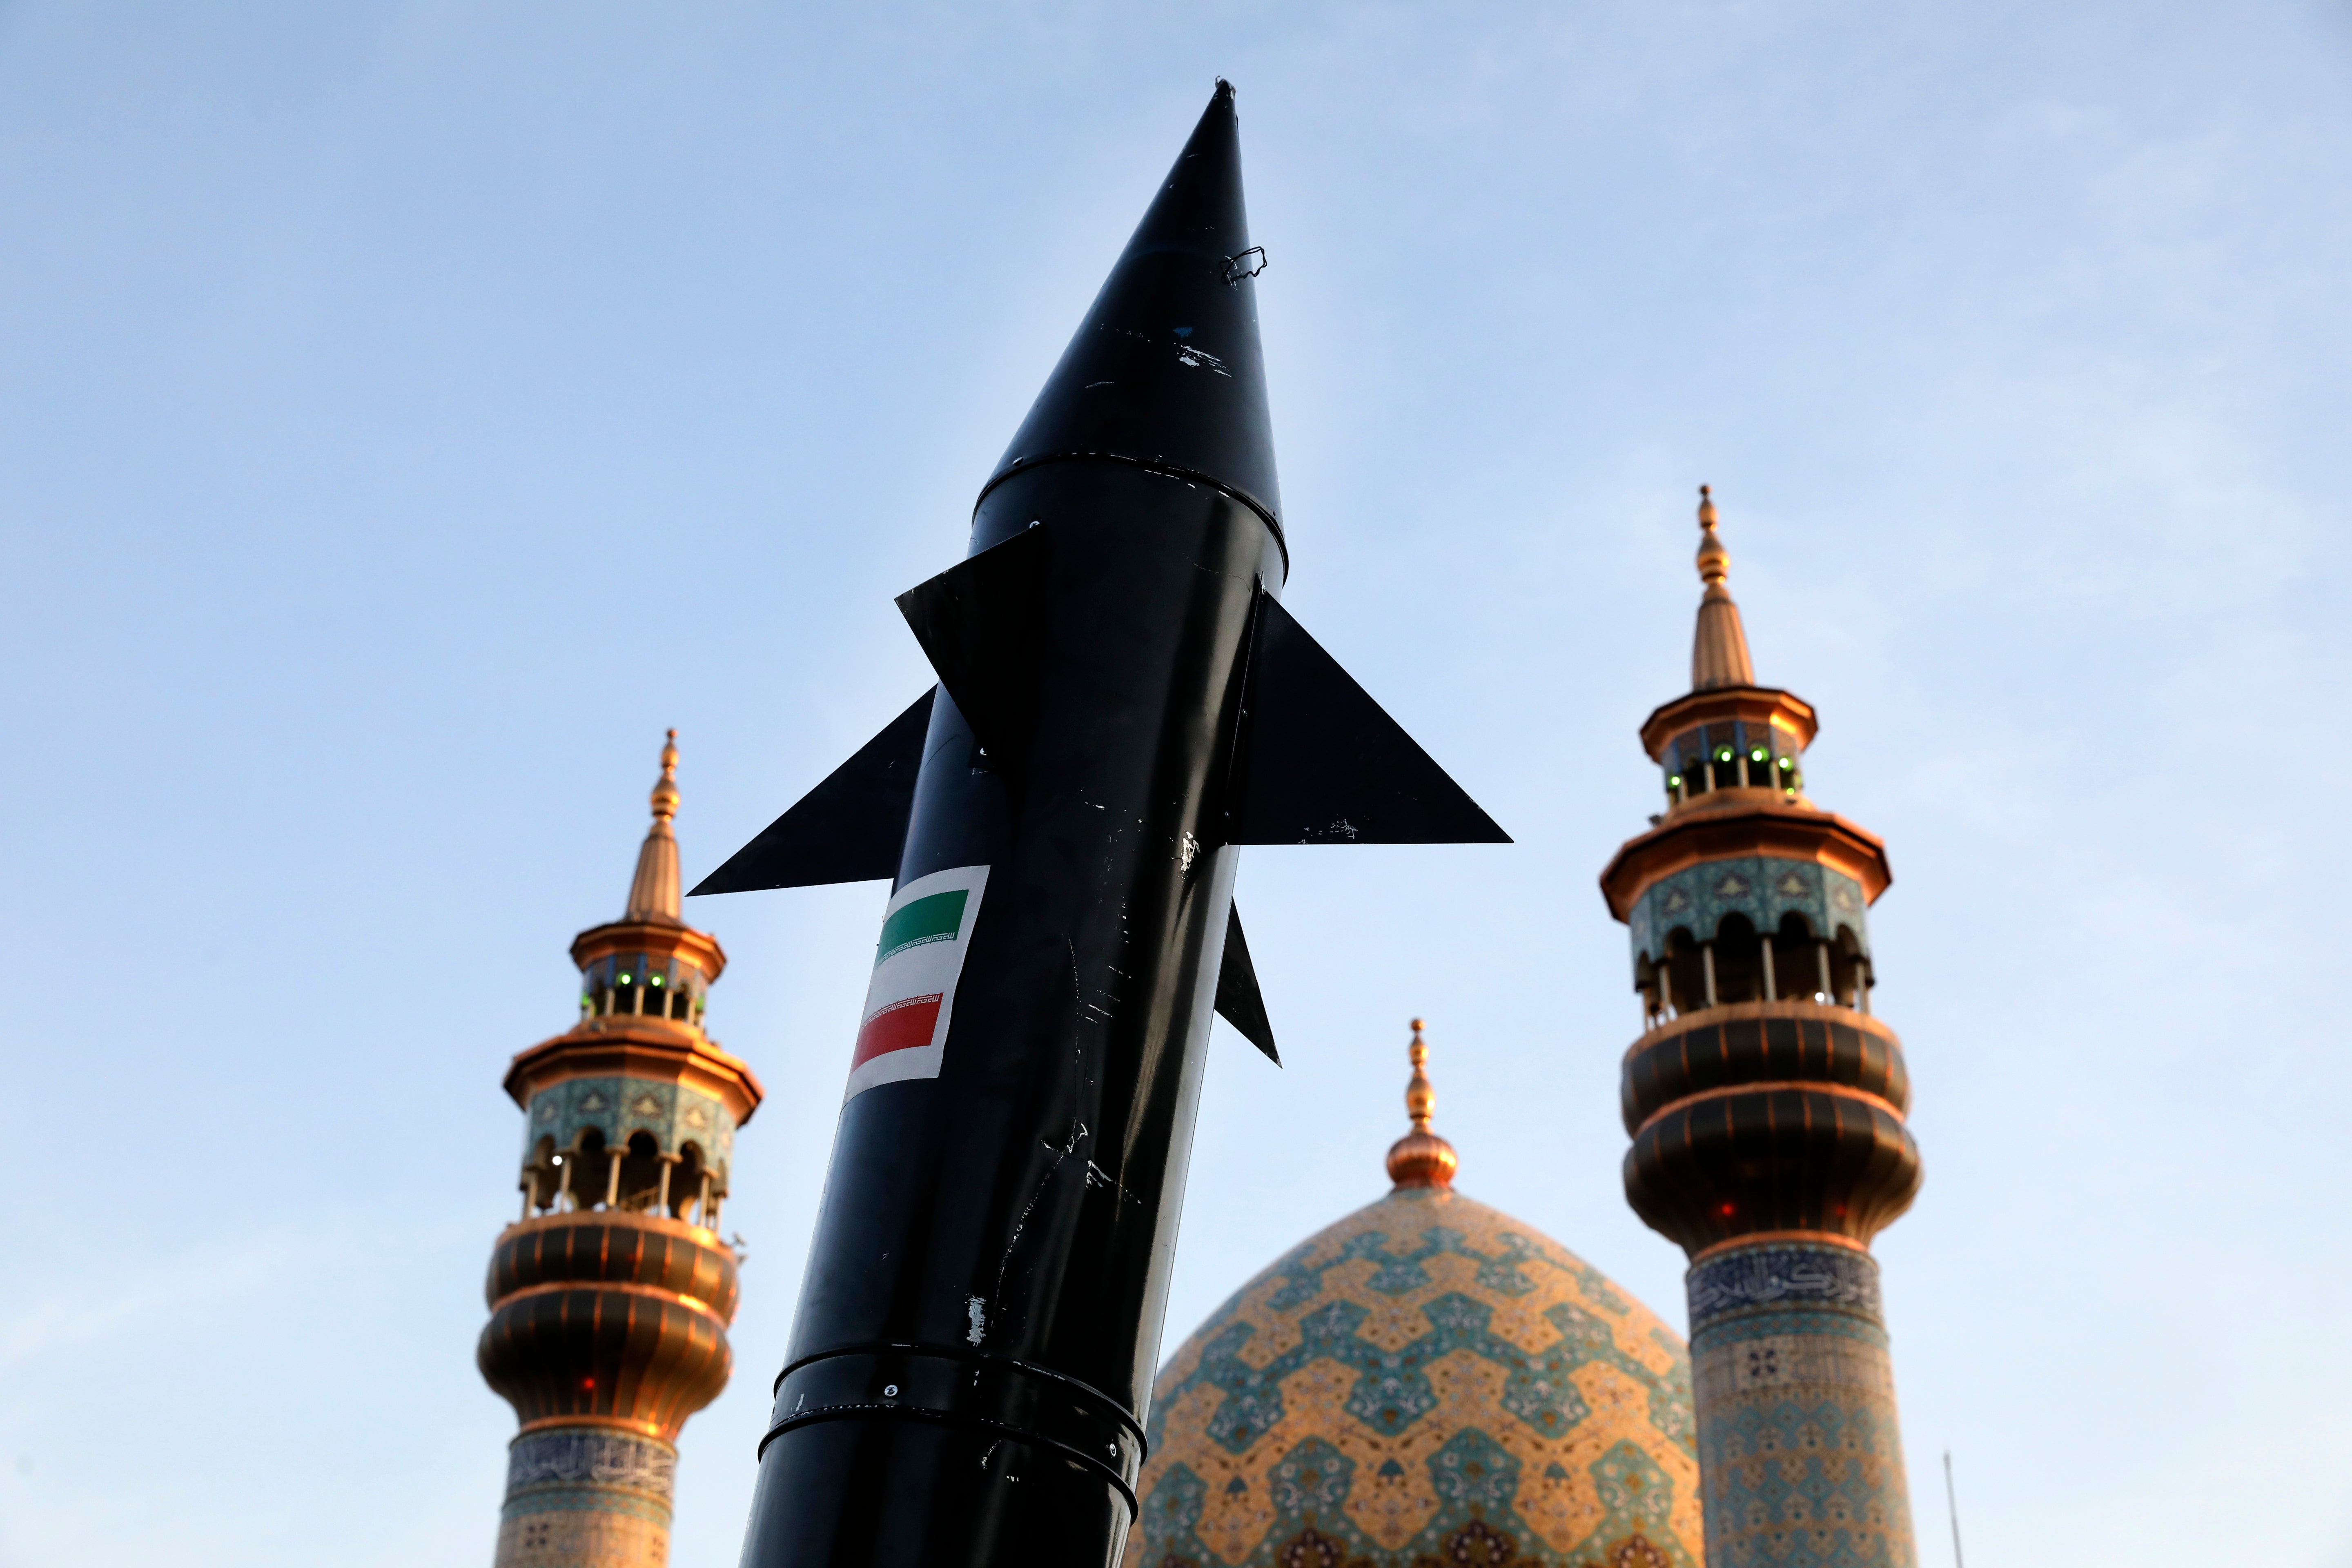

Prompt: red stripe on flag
[{"left": 852, "top": 993, "right": 944, "bottom": 1069}]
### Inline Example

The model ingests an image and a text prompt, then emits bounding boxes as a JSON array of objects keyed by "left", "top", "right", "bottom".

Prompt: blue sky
[{"left": 2, "top": 4, "right": 2348, "bottom": 1565}]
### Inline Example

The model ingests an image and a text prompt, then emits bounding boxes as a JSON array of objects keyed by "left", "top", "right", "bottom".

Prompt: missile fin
[
  {"left": 1214, "top": 902, "right": 1279, "bottom": 1064},
  {"left": 1228, "top": 593, "right": 1512, "bottom": 846},
  {"left": 688, "top": 690, "right": 935, "bottom": 894},
  {"left": 895, "top": 526, "right": 1051, "bottom": 776}
]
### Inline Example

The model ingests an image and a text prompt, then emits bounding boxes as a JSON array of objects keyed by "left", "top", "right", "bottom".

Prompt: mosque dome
[{"left": 1133, "top": 1025, "right": 1703, "bottom": 1568}]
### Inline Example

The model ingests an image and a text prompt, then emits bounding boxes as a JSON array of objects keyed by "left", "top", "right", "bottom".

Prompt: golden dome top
[
  {"left": 650, "top": 728, "right": 682, "bottom": 823},
  {"left": 1693, "top": 486, "right": 1728, "bottom": 587},
  {"left": 1384, "top": 1020, "right": 1458, "bottom": 1190},
  {"left": 1132, "top": 1031, "right": 1702, "bottom": 1568}
]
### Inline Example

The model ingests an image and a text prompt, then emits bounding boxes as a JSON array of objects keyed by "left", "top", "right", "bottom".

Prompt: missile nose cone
[{"left": 989, "top": 80, "right": 1281, "bottom": 532}]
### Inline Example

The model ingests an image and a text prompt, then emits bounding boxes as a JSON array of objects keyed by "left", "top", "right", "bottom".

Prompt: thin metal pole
[{"left": 1943, "top": 1450, "right": 1965, "bottom": 1568}]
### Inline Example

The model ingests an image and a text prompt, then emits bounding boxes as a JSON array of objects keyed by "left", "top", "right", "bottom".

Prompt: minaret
[
  {"left": 1599, "top": 490, "right": 1923, "bottom": 1566},
  {"left": 478, "top": 732, "right": 766, "bottom": 1568}
]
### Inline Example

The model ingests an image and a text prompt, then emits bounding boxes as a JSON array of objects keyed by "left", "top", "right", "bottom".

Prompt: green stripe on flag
[{"left": 875, "top": 890, "right": 969, "bottom": 967}]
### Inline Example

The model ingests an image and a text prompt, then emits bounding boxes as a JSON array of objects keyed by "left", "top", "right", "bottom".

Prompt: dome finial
[
  {"left": 1385, "top": 1018, "right": 1459, "bottom": 1189},
  {"left": 1695, "top": 484, "right": 1728, "bottom": 586},
  {"left": 624, "top": 729, "right": 685, "bottom": 923},
  {"left": 1689, "top": 485, "right": 1757, "bottom": 690},
  {"left": 650, "top": 728, "right": 682, "bottom": 823}
]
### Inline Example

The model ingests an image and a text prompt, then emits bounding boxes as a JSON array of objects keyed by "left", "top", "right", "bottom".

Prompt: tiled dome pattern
[{"left": 1134, "top": 1187, "right": 1702, "bottom": 1568}]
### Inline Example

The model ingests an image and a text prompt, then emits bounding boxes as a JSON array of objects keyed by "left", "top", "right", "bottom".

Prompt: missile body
[{"left": 706, "top": 84, "right": 1504, "bottom": 1568}]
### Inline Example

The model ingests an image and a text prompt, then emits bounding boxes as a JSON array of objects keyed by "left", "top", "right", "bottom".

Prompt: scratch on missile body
[
  {"left": 1085, "top": 1160, "right": 1142, "bottom": 1207},
  {"left": 1174, "top": 344, "right": 1232, "bottom": 377},
  {"left": 1102, "top": 322, "right": 1233, "bottom": 378},
  {"left": 1000, "top": 1118, "right": 1089, "bottom": 1301},
  {"left": 1180, "top": 549, "right": 1254, "bottom": 581},
  {"left": 996, "top": 1169, "right": 1054, "bottom": 1302}
]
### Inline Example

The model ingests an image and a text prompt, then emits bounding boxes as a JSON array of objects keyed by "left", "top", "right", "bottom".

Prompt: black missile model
[{"left": 696, "top": 81, "right": 1507, "bottom": 1568}]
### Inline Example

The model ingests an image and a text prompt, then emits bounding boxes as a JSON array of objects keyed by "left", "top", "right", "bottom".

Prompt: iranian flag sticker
[{"left": 843, "top": 864, "right": 989, "bottom": 1102}]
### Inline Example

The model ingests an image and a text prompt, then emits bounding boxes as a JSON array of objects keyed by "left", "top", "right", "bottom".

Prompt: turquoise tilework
[
  {"left": 1628, "top": 860, "right": 1870, "bottom": 973},
  {"left": 522, "top": 1076, "right": 735, "bottom": 1179},
  {"left": 1684, "top": 1250, "right": 1913, "bottom": 1568}
]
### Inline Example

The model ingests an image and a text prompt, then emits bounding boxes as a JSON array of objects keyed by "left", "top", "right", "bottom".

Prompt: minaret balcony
[
  {"left": 1622, "top": 998, "right": 1908, "bottom": 1127},
  {"left": 479, "top": 1208, "right": 741, "bottom": 1441},
  {"left": 1617, "top": 998, "right": 1921, "bottom": 1258}
]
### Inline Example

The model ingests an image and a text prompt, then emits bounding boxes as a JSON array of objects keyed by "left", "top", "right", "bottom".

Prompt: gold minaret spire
[
  {"left": 1690, "top": 484, "right": 1757, "bottom": 691},
  {"left": 624, "top": 728, "right": 685, "bottom": 924},
  {"left": 1384, "top": 1019, "right": 1459, "bottom": 1189}
]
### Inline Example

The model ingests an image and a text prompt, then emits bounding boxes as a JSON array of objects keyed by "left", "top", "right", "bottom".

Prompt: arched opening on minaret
[
  {"left": 571, "top": 1128, "right": 609, "bottom": 1211},
  {"left": 524, "top": 1135, "right": 558, "bottom": 1215},
  {"left": 1769, "top": 911, "right": 1813, "bottom": 1002},
  {"left": 1658, "top": 927, "right": 1700, "bottom": 1015},
  {"left": 1833, "top": 924, "right": 1872, "bottom": 1013},
  {"left": 1710, "top": 914, "right": 1765, "bottom": 1004},
  {"left": 612, "top": 1131, "right": 666, "bottom": 1212},
  {"left": 677, "top": 1142, "right": 710, "bottom": 1224},
  {"left": 522, "top": 1130, "right": 609, "bottom": 1214}
]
